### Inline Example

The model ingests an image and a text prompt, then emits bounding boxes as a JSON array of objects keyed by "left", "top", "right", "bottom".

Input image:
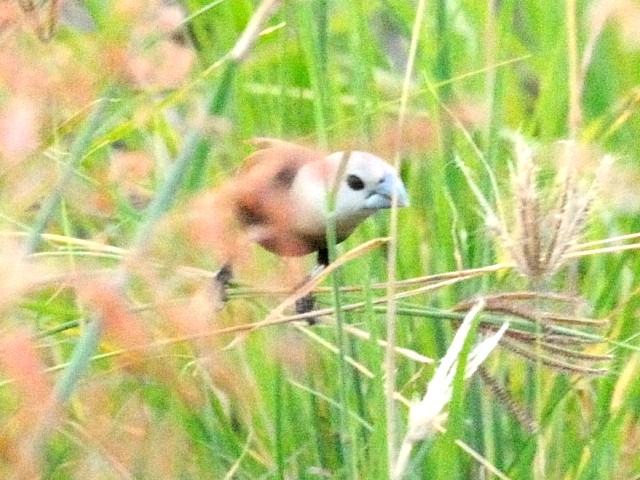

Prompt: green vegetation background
[{"left": 1, "top": 0, "right": 639, "bottom": 478}]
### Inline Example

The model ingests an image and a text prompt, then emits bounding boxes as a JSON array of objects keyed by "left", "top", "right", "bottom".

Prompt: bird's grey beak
[{"left": 365, "top": 172, "right": 410, "bottom": 209}]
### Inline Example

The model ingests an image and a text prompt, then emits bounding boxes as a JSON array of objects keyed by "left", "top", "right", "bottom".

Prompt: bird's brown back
[{"left": 231, "top": 139, "right": 328, "bottom": 256}]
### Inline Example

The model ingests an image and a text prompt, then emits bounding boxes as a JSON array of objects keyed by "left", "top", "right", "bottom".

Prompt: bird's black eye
[{"left": 346, "top": 174, "right": 365, "bottom": 191}]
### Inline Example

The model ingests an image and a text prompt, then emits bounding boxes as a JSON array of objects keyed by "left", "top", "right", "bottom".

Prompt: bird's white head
[
  {"left": 290, "top": 151, "right": 409, "bottom": 240},
  {"left": 327, "top": 151, "right": 410, "bottom": 215}
]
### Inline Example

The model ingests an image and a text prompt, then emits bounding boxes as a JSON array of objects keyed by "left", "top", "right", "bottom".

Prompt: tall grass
[{"left": 1, "top": 0, "right": 640, "bottom": 478}]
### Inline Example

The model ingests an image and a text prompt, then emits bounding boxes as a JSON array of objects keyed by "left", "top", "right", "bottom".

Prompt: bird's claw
[
  {"left": 295, "top": 292, "right": 318, "bottom": 325},
  {"left": 213, "top": 264, "right": 233, "bottom": 306}
]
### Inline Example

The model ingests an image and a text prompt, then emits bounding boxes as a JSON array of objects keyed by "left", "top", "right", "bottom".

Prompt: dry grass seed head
[
  {"left": 76, "top": 274, "right": 208, "bottom": 406},
  {"left": 115, "top": 1, "right": 195, "bottom": 89},
  {"left": 160, "top": 292, "right": 218, "bottom": 341},
  {"left": 477, "top": 366, "right": 538, "bottom": 433},
  {"left": 77, "top": 278, "right": 153, "bottom": 372},
  {"left": 71, "top": 386, "right": 195, "bottom": 480},
  {"left": 0, "top": 329, "right": 57, "bottom": 478},
  {"left": 498, "top": 336, "right": 609, "bottom": 376},
  {"left": 497, "top": 136, "right": 615, "bottom": 279},
  {"left": 0, "top": 329, "right": 52, "bottom": 419},
  {"left": 511, "top": 135, "right": 543, "bottom": 277},
  {"left": 0, "top": 97, "right": 40, "bottom": 166},
  {"left": 454, "top": 291, "right": 611, "bottom": 375}
]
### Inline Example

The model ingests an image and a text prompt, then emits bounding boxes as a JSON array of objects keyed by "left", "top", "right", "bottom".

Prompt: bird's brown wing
[
  {"left": 187, "top": 139, "right": 330, "bottom": 262},
  {"left": 232, "top": 139, "right": 327, "bottom": 256},
  {"left": 240, "top": 137, "right": 326, "bottom": 174}
]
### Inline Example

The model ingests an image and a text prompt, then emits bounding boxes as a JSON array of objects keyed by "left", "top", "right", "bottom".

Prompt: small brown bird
[{"left": 188, "top": 138, "right": 409, "bottom": 313}]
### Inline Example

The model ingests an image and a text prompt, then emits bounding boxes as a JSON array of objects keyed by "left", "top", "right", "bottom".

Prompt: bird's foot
[
  {"left": 212, "top": 264, "right": 233, "bottom": 307},
  {"left": 295, "top": 292, "right": 317, "bottom": 325},
  {"left": 294, "top": 262, "right": 328, "bottom": 325}
]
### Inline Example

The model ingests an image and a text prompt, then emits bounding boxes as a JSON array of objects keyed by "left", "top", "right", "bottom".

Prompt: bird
[{"left": 187, "top": 138, "right": 409, "bottom": 315}]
